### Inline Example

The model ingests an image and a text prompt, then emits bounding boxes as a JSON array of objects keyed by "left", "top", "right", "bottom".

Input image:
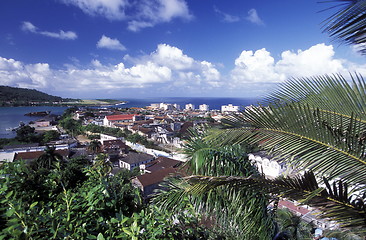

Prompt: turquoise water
[
  {"left": 0, "top": 106, "right": 68, "bottom": 138},
  {"left": 0, "top": 97, "right": 260, "bottom": 139}
]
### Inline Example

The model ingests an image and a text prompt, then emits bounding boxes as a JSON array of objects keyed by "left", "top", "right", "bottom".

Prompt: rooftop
[
  {"left": 120, "top": 152, "right": 154, "bottom": 164},
  {"left": 136, "top": 167, "right": 176, "bottom": 187}
]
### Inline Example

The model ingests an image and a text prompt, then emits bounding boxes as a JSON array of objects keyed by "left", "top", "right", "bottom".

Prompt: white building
[
  {"left": 173, "top": 103, "right": 181, "bottom": 110},
  {"left": 221, "top": 104, "right": 242, "bottom": 112},
  {"left": 150, "top": 103, "right": 160, "bottom": 109},
  {"left": 199, "top": 104, "right": 209, "bottom": 111},
  {"left": 185, "top": 103, "right": 195, "bottom": 111},
  {"left": 248, "top": 153, "right": 287, "bottom": 178}
]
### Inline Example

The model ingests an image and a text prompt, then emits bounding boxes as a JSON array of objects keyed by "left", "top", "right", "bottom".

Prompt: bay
[{"left": 0, "top": 106, "right": 68, "bottom": 139}]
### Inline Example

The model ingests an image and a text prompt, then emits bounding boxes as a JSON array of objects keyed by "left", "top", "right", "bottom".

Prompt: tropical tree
[
  {"left": 88, "top": 139, "right": 102, "bottom": 155},
  {"left": 93, "top": 153, "right": 113, "bottom": 177},
  {"left": 36, "top": 145, "right": 63, "bottom": 169},
  {"left": 155, "top": 127, "right": 275, "bottom": 240}
]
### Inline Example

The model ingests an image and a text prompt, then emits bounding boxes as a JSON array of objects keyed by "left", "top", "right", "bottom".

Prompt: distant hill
[{"left": 0, "top": 86, "right": 77, "bottom": 106}]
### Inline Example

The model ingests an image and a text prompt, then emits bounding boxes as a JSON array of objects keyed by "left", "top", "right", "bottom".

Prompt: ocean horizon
[{"left": 115, "top": 97, "right": 261, "bottom": 110}]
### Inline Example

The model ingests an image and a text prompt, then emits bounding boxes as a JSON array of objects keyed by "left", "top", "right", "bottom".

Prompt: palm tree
[
  {"left": 88, "top": 140, "right": 102, "bottom": 156},
  {"left": 36, "top": 145, "right": 63, "bottom": 169},
  {"left": 155, "top": 127, "right": 275, "bottom": 240}
]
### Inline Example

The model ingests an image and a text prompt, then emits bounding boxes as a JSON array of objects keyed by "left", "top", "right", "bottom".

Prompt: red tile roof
[
  {"left": 136, "top": 167, "right": 177, "bottom": 187},
  {"left": 106, "top": 114, "right": 136, "bottom": 121},
  {"left": 14, "top": 149, "right": 69, "bottom": 161},
  {"left": 278, "top": 200, "right": 310, "bottom": 215},
  {"left": 146, "top": 156, "right": 181, "bottom": 172},
  {"left": 102, "top": 140, "right": 128, "bottom": 149}
]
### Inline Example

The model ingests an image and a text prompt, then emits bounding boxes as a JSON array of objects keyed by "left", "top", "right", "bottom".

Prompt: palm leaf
[
  {"left": 214, "top": 103, "right": 366, "bottom": 189},
  {"left": 184, "top": 171, "right": 366, "bottom": 230},
  {"left": 322, "top": 0, "right": 366, "bottom": 54},
  {"left": 265, "top": 74, "right": 366, "bottom": 117}
]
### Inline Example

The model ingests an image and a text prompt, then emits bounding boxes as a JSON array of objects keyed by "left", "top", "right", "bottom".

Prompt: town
[{"left": 0, "top": 102, "right": 247, "bottom": 198}]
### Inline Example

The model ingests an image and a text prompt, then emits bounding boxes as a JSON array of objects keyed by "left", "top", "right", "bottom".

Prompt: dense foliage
[
  {"left": 0, "top": 153, "right": 219, "bottom": 239},
  {"left": 0, "top": 86, "right": 77, "bottom": 106}
]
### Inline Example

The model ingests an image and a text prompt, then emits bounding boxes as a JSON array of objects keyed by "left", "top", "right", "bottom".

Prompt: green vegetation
[
  {"left": 0, "top": 150, "right": 220, "bottom": 239},
  {"left": 0, "top": 126, "right": 61, "bottom": 149},
  {"left": 0, "top": 86, "right": 77, "bottom": 106}
]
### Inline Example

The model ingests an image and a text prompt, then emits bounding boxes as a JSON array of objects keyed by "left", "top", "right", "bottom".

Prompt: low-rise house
[
  {"left": 132, "top": 167, "right": 177, "bottom": 199},
  {"left": 102, "top": 140, "right": 129, "bottom": 160},
  {"left": 119, "top": 151, "right": 154, "bottom": 171},
  {"left": 103, "top": 114, "right": 145, "bottom": 127},
  {"left": 144, "top": 156, "right": 182, "bottom": 173},
  {"left": 13, "top": 149, "right": 69, "bottom": 163},
  {"left": 130, "top": 125, "right": 154, "bottom": 138}
]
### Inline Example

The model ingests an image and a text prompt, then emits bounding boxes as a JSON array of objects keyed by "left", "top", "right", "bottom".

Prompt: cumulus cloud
[
  {"left": 213, "top": 6, "right": 240, "bottom": 23},
  {"left": 60, "top": 0, "right": 192, "bottom": 31},
  {"left": 230, "top": 43, "right": 348, "bottom": 88},
  {"left": 246, "top": 9, "right": 264, "bottom": 25},
  {"left": 21, "top": 21, "right": 77, "bottom": 40},
  {"left": 97, "top": 35, "right": 126, "bottom": 51},
  {"left": 2, "top": 43, "right": 365, "bottom": 98},
  {"left": 0, "top": 44, "right": 220, "bottom": 96},
  {"left": 0, "top": 57, "right": 51, "bottom": 88}
]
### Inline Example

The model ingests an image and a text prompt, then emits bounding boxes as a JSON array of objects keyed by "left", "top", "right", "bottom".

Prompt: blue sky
[{"left": 1, "top": 0, "right": 366, "bottom": 99}]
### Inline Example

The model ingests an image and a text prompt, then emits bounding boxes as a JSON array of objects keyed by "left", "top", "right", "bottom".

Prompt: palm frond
[
  {"left": 154, "top": 177, "right": 275, "bottom": 240},
  {"left": 214, "top": 103, "right": 366, "bottom": 188},
  {"left": 264, "top": 74, "right": 366, "bottom": 117},
  {"left": 185, "top": 172, "right": 366, "bottom": 230},
  {"left": 322, "top": 0, "right": 366, "bottom": 54}
]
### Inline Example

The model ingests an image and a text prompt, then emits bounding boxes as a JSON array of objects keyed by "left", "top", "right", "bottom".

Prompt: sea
[{"left": 0, "top": 97, "right": 260, "bottom": 139}]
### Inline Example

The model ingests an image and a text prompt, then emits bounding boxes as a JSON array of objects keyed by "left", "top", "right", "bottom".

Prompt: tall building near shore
[
  {"left": 221, "top": 104, "right": 242, "bottom": 112},
  {"left": 185, "top": 103, "right": 195, "bottom": 111},
  {"left": 173, "top": 104, "right": 180, "bottom": 110},
  {"left": 199, "top": 104, "right": 209, "bottom": 111}
]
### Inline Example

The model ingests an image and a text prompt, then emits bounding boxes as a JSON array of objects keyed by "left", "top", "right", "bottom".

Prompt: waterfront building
[
  {"left": 173, "top": 103, "right": 180, "bottom": 110},
  {"left": 103, "top": 114, "right": 145, "bottom": 126},
  {"left": 199, "top": 104, "right": 209, "bottom": 111},
  {"left": 221, "top": 104, "right": 242, "bottom": 112},
  {"left": 185, "top": 103, "right": 195, "bottom": 111}
]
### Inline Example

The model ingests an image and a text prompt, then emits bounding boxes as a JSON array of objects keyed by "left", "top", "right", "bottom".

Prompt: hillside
[{"left": 0, "top": 86, "right": 75, "bottom": 106}]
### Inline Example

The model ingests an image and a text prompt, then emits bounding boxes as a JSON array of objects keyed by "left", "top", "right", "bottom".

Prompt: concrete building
[
  {"left": 185, "top": 103, "right": 195, "bottom": 111},
  {"left": 248, "top": 152, "right": 287, "bottom": 178},
  {"left": 103, "top": 114, "right": 145, "bottom": 127},
  {"left": 199, "top": 104, "right": 209, "bottom": 111},
  {"left": 119, "top": 152, "right": 154, "bottom": 171},
  {"left": 221, "top": 104, "right": 242, "bottom": 112}
]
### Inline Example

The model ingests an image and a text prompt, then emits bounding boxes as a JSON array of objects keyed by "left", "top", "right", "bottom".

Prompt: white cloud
[
  {"left": 97, "top": 35, "right": 126, "bottom": 51},
  {"left": 0, "top": 57, "right": 51, "bottom": 88},
  {"left": 21, "top": 21, "right": 77, "bottom": 40},
  {"left": 60, "top": 0, "right": 192, "bottom": 32},
  {"left": 213, "top": 6, "right": 240, "bottom": 23},
  {"left": 230, "top": 43, "right": 348, "bottom": 88},
  {"left": 21, "top": 21, "right": 37, "bottom": 32},
  {"left": 246, "top": 9, "right": 264, "bottom": 26},
  {"left": 151, "top": 44, "right": 194, "bottom": 70},
  {"left": 60, "top": 0, "right": 128, "bottom": 20},
  {"left": 2, "top": 43, "right": 365, "bottom": 98}
]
